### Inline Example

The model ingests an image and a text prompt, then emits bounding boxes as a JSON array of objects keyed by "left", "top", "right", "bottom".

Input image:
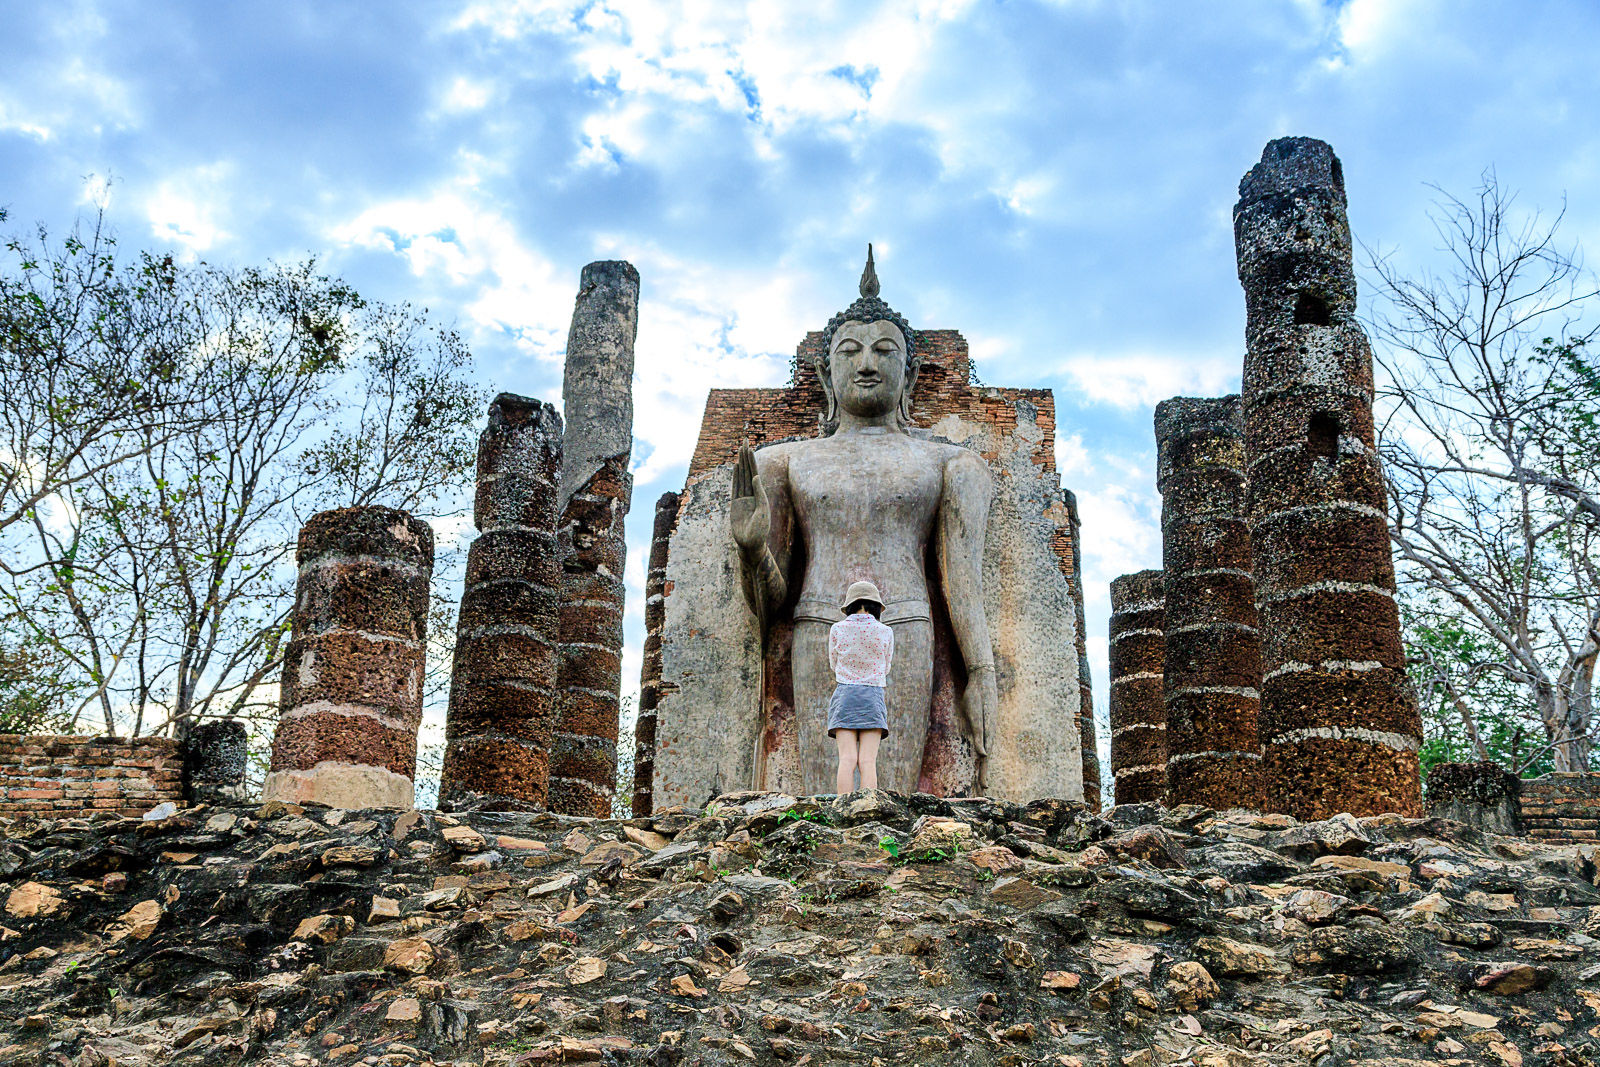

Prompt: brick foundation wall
[
  {"left": 1520, "top": 773, "right": 1600, "bottom": 843},
  {"left": 0, "top": 735, "right": 183, "bottom": 819}
]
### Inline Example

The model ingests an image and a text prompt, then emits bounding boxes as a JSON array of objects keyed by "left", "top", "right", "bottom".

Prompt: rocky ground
[{"left": 2, "top": 791, "right": 1600, "bottom": 1066}]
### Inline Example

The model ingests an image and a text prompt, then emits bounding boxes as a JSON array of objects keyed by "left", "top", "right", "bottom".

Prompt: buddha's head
[{"left": 817, "top": 245, "right": 920, "bottom": 431}]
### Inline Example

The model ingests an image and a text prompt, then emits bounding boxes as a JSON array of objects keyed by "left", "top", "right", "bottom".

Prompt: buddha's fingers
[{"left": 733, "top": 446, "right": 752, "bottom": 497}]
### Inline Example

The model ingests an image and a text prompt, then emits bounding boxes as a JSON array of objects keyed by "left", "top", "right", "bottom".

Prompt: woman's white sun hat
[{"left": 840, "top": 580, "right": 886, "bottom": 612}]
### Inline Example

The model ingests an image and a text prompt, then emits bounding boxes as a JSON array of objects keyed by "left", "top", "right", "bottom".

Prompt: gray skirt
[{"left": 827, "top": 683, "right": 889, "bottom": 738}]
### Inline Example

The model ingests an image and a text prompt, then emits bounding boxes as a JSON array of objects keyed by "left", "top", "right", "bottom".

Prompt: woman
[{"left": 827, "top": 580, "right": 894, "bottom": 794}]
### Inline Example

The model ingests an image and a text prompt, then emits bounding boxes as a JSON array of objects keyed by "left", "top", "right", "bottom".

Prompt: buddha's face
[{"left": 829, "top": 320, "right": 908, "bottom": 418}]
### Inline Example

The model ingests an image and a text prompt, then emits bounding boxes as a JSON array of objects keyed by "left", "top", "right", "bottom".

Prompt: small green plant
[
  {"left": 974, "top": 868, "right": 995, "bottom": 883},
  {"left": 777, "top": 808, "right": 829, "bottom": 826},
  {"left": 878, "top": 835, "right": 900, "bottom": 860}
]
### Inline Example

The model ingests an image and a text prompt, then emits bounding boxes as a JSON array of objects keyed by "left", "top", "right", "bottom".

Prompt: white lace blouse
[{"left": 828, "top": 612, "right": 895, "bottom": 687}]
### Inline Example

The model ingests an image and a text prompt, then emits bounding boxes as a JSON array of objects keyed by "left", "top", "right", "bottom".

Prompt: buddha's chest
[{"left": 788, "top": 439, "right": 943, "bottom": 531}]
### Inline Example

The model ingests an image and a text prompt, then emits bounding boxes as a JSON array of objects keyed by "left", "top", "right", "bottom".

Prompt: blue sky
[{"left": 5, "top": 0, "right": 1598, "bottom": 775}]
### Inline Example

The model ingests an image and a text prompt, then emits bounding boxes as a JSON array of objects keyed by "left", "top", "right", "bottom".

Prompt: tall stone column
[
  {"left": 1156, "top": 396, "right": 1263, "bottom": 810},
  {"left": 439, "top": 394, "right": 564, "bottom": 808},
  {"left": 631, "top": 491, "right": 678, "bottom": 816},
  {"left": 265, "top": 507, "right": 433, "bottom": 810},
  {"left": 1109, "top": 570, "right": 1166, "bottom": 805},
  {"left": 1064, "top": 491, "right": 1102, "bottom": 811},
  {"left": 1234, "top": 137, "right": 1423, "bottom": 819},
  {"left": 551, "top": 261, "right": 639, "bottom": 816}
]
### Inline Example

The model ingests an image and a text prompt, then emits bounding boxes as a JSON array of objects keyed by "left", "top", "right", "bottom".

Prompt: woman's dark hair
[{"left": 845, "top": 599, "right": 882, "bottom": 619}]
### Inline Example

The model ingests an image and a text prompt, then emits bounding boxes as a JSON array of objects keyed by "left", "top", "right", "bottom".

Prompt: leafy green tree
[
  {"left": 0, "top": 209, "right": 203, "bottom": 550},
  {"left": 0, "top": 216, "right": 486, "bottom": 740},
  {"left": 0, "top": 631, "right": 73, "bottom": 734}
]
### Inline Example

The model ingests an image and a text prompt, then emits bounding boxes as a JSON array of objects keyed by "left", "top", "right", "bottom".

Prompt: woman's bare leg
[
  {"left": 835, "top": 730, "right": 860, "bottom": 795},
  {"left": 857, "top": 730, "right": 882, "bottom": 791}
]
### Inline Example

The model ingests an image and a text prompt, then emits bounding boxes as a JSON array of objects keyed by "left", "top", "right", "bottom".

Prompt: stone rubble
[{"left": 3, "top": 792, "right": 1600, "bottom": 1065}]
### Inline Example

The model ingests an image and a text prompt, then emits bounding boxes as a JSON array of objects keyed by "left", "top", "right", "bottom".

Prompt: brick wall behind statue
[
  {"left": 687, "top": 330, "right": 1059, "bottom": 483},
  {"left": 0, "top": 735, "right": 183, "bottom": 819}
]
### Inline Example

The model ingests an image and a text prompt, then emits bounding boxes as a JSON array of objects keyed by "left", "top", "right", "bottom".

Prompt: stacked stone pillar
[
  {"left": 439, "top": 394, "right": 565, "bottom": 808},
  {"left": 1064, "top": 491, "right": 1102, "bottom": 811},
  {"left": 631, "top": 491, "right": 678, "bottom": 816},
  {"left": 1156, "top": 396, "right": 1264, "bottom": 810},
  {"left": 1234, "top": 137, "right": 1422, "bottom": 819},
  {"left": 550, "top": 261, "right": 640, "bottom": 816},
  {"left": 265, "top": 507, "right": 433, "bottom": 810},
  {"left": 1109, "top": 570, "right": 1166, "bottom": 805}
]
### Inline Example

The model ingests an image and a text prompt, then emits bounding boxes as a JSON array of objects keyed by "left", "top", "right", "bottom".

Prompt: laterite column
[
  {"left": 265, "top": 507, "right": 433, "bottom": 810},
  {"left": 439, "top": 394, "right": 564, "bottom": 807},
  {"left": 1065, "top": 490, "right": 1102, "bottom": 811},
  {"left": 631, "top": 491, "right": 678, "bottom": 816},
  {"left": 551, "top": 261, "right": 640, "bottom": 816},
  {"left": 1109, "top": 570, "right": 1166, "bottom": 805},
  {"left": 1234, "top": 137, "right": 1422, "bottom": 818},
  {"left": 1156, "top": 395, "right": 1263, "bottom": 810}
]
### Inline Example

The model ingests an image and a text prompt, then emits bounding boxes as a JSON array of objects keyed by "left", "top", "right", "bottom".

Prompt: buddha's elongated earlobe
[
  {"left": 898, "top": 353, "right": 921, "bottom": 427},
  {"left": 815, "top": 352, "right": 838, "bottom": 429}
]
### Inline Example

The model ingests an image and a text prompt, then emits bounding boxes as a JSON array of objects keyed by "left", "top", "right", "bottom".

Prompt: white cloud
[
  {"left": 330, "top": 186, "right": 574, "bottom": 361},
  {"left": 440, "top": 77, "right": 494, "bottom": 113},
  {"left": 144, "top": 163, "right": 236, "bottom": 253},
  {"left": 429, "top": 511, "right": 476, "bottom": 553},
  {"left": 1058, "top": 351, "right": 1239, "bottom": 411},
  {"left": 1076, "top": 476, "right": 1162, "bottom": 582},
  {"left": 1337, "top": 0, "right": 1432, "bottom": 57},
  {"left": 0, "top": 101, "right": 52, "bottom": 142},
  {"left": 1056, "top": 432, "right": 1090, "bottom": 477}
]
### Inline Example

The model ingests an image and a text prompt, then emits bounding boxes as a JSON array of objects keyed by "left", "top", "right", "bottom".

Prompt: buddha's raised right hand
[{"left": 730, "top": 444, "right": 770, "bottom": 554}]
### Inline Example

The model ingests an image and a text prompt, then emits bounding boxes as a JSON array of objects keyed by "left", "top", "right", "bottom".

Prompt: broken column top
[
  {"left": 1154, "top": 395, "right": 1242, "bottom": 440},
  {"left": 1111, "top": 569, "right": 1166, "bottom": 609},
  {"left": 489, "top": 391, "right": 563, "bottom": 433},
  {"left": 297, "top": 506, "right": 433, "bottom": 566},
  {"left": 1154, "top": 395, "right": 1244, "bottom": 489},
  {"left": 581, "top": 260, "right": 639, "bottom": 288},
  {"left": 1237, "top": 137, "right": 1345, "bottom": 204},
  {"left": 561, "top": 259, "right": 640, "bottom": 511},
  {"left": 1234, "top": 136, "right": 1357, "bottom": 327}
]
